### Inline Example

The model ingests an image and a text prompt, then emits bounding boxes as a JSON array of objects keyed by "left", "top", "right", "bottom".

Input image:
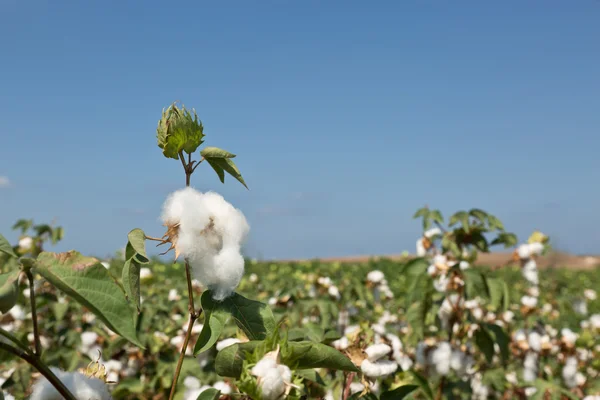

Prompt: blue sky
[{"left": 1, "top": 1, "right": 599, "bottom": 260}]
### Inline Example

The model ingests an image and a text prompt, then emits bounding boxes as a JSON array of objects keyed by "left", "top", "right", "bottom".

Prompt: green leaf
[
  {"left": 468, "top": 208, "right": 488, "bottom": 223},
  {"left": 51, "top": 226, "right": 64, "bottom": 244},
  {"left": 490, "top": 232, "right": 518, "bottom": 248},
  {"left": 463, "top": 269, "right": 490, "bottom": 300},
  {"left": 295, "top": 369, "right": 326, "bottom": 385},
  {"left": 409, "top": 370, "right": 434, "bottom": 400},
  {"left": 474, "top": 327, "right": 495, "bottom": 364},
  {"left": 194, "top": 291, "right": 231, "bottom": 355},
  {"left": 125, "top": 229, "right": 149, "bottom": 264},
  {"left": 200, "top": 146, "right": 236, "bottom": 159},
  {"left": 441, "top": 235, "right": 461, "bottom": 258},
  {"left": 0, "top": 327, "right": 30, "bottom": 352},
  {"left": 0, "top": 270, "right": 20, "bottom": 314},
  {"left": 487, "top": 278, "right": 504, "bottom": 310},
  {"left": 34, "top": 251, "right": 142, "bottom": 347},
  {"left": 156, "top": 102, "right": 204, "bottom": 160},
  {"left": 531, "top": 379, "right": 579, "bottom": 400},
  {"left": 206, "top": 156, "right": 248, "bottom": 189},
  {"left": 12, "top": 219, "right": 33, "bottom": 233},
  {"left": 121, "top": 258, "right": 141, "bottom": 312},
  {"left": 0, "top": 234, "right": 17, "bottom": 258},
  {"left": 482, "top": 368, "right": 506, "bottom": 391},
  {"left": 487, "top": 214, "right": 504, "bottom": 231},
  {"left": 215, "top": 341, "right": 261, "bottom": 378},
  {"left": 219, "top": 291, "right": 276, "bottom": 341},
  {"left": 381, "top": 385, "right": 419, "bottom": 400},
  {"left": 486, "top": 323, "right": 510, "bottom": 365},
  {"left": 282, "top": 341, "right": 359, "bottom": 372},
  {"left": 412, "top": 207, "right": 430, "bottom": 219},
  {"left": 196, "top": 388, "right": 221, "bottom": 400},
  {"left": 406, "top": 272, "right": 433, "bottom": 340},
  {"left": 429, "top": 210, "right": 444, "bottom": 225},
  {"left": 449, "top": 211, "right": 469, "bottom": 230}
]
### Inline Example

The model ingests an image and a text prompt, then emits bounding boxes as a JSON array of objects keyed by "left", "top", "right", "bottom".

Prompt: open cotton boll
[
  {"left": 416, "top": 238, "right": 426, "bottom": 256},
  {"left": 361, "top": 359, "right": 397, "bottom": 378},
  {"left": 364, "top": 343, "right": 391, "bottom": 362},
  {"left": 517, "top": 244, "right": 532, "bottom": 259},
  {"left": 30, "top": 367, "right": 112, "bottom": 400},
  {"left": 562, "top": 356, "right": 579, "bottom": 388},
  {"left": 251, "top": 356, "right": 292, "bottom": 400},
  {"left": 529, "top": 242, "right": 544, "bottom": 255},
  {"left": 366, "top": 270, "right": 385, "bottom": 283},
  {"left": 521, "top": 295, "right": 538, "bottom": 308},
  {"left": 561, "top": 329, "right": 578, "bottom": 346},
  {"left": 424, "top": 227, "right": 441, "bottom": 238},
  {"left": 429, "top": 342, "right": 452, "bottom": 376},
  {"left": 161, "top": 188, "right": 249, "bottom": 301},
  {"left": 523, "top": 352, "right": 538, "bottom": 382},
  {"left": 19, "top": 236, "right": 33, "bottom": 251},
  {"left": 584, "top": 289, "right": 597, "bottom": 301}
]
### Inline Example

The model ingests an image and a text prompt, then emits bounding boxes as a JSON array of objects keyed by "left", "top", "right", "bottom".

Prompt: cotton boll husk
[
  {"left": 364, "top": 343, "right": 392, "bottom": 362},
  {"left": 30, "top": 367, "right": 112, "bottom": 400}
]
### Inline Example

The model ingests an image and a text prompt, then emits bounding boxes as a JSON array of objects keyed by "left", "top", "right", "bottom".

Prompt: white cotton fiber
[
  {"left": 161, "top": 188, "right": 250, "bottom": 301},
  {"left": 30, "top": 367, "right": 112, "bottom": 400}
]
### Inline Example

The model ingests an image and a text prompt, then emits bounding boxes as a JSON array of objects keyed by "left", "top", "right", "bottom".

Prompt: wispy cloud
[{"left": 0, "top": 176, "right": 10, "bottom": 188}]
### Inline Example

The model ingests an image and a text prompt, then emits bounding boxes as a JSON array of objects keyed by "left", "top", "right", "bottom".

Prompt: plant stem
[
  {"left": 342, "top": 372, "right": 356, "bottom": 400},
  {"left": 0, "top": 342, "right": 77, "bottom": 400},
  {"left": 168, "top": 313, "right": 197, "bottom": 400},
  {"left": 436, "top": 376, "right": 446, "bottom": 400},
  {"left": 25, "top": 269, "right": 42, "bottom": 356}
]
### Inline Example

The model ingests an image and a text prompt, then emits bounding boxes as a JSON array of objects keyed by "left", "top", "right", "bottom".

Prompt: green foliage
[
  {"left": 156, "top": 102, "right": 204, "bottom": 160},
  {"left": 201, "top": 146, "right": 248, "bottom": 189},
  {"left": 33, "top": 251, "right": 142, "bottom": 347},
  {"left": 281, "top": 341, "right": 358, "bottom": 372},
  {"left": 195, "top": 389, "right": 221, "bottom": 400},
  {"left": 0, "top": 270, "right": 20, "bottom": 313},
  {"left": 122, "top": 228, "right": 150, "bottom": 311},
  {"left": 380, "top": 384, "right": 418, "bottom": 400},
  {"left": 0, "top": 234, "right": 17, "bottom": 258}
]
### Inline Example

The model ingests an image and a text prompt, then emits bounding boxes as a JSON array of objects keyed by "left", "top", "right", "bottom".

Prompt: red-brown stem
[
  {"left": 342, "top": 372, "right": 356, "bottom": 400},
  {"left": 25, "top": 269, "right": 42, "bottom": 356}
]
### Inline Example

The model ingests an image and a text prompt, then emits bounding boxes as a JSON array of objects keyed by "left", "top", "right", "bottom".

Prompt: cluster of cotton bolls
[
  {"left": 415, "top": 340, "right": 475, "bottom": 378},
  {"left": 29, "top": 367, "right": 112, "bottom": 400},
  {"left": 182, "top": 376, "right": 233, "bottom": 399},
  {"left": 250, "top": 347, "right": 294, "bottom": 400},
  {"left": 365, "top": 270, "right": 394, "bottom": 300},
  {"left": 360, "top": 343, "right": 398, "bottom": 378},
  {"left": 514, "top": 238, "right": 545, "bottom": 287},
  {"left": 314, "top": 275, "right": 341, "bottom": 300},
  {"left": 161, "top": 187, "right": 250, "bottom": 301}
]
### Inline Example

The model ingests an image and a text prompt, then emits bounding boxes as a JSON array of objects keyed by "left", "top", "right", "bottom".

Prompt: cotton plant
[{"left": 0, "top": 102, "right": 366, "bottom": 400}]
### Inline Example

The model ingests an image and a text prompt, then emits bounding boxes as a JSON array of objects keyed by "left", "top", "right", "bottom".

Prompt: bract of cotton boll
[
  {"left": 364, "top": 343, "right": 391, "bottom": 362},
  {"left": 366, "top": 270, "right": 385, "bottom": 284},
  {"left": 424, "top": 227, "right": 441, "bottom": 238},
  {"left": 584, "top": 289, "right": 597, "bottom": 301},
  {"left": 523, "top": 352, "right": 538, "bottom": 382},
  {"left": 521, "top": 295, "right": 538, "bottom": 308},
  {"left": 161, "top": 188, "right": 250, "bottom": 301},
  {"left": 429, "top": 342, "right": 452, "bottom": 376},
  {"left": 216, "top": 338, "right": 242, "bottom": 351},
  {"left": 416, "top": 238, "right": 427, "bottom": 256},
  {"left": 29, "top": 367, "right": 112, "bottom": 400},
  {"left": 361, "top": 359, "right": 398, "bottom": 378}
]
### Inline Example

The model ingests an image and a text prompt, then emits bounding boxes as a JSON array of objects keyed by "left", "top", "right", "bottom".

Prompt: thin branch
[
  {"left": 25, "top": 269, "right": 41, "bottom": 356},
  {"left": 168, "top": 314, "right": 197, "bottom": 400},
  {"left": 0, "top": 342, "right": 78, "bottom": 400},
  {"left": 190, "top": 157, "right": 205, "bottom": 174},
  {"left": 342, "top": 372, "right": 356, "bottom": 400}
]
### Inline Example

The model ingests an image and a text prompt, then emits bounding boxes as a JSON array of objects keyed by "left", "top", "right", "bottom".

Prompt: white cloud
[{"left": 0, "top": 176, "right": 10, "bottom": 188}]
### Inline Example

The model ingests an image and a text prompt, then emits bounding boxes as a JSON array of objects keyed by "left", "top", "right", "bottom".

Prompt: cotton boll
[
  {"left": 561, "top": 329, "right": 578, "bottom": 346},
  {"left": 140, "top": 268, "right": 153, "bottom": 280},
  {"left": 521, "top": 296, "right": 538, "bottom": 308},
  {"left": 216, "top": 338, "right": 242, "bottom": 351},
  {"left": 584, "top": 289, "right": 597, "bottom": 301},
  {"left": 29, "top": 367, "right": 112, "bottom": 400},
  {"left": 471, "top": 373, "right": 489, "bottom": 400},
  {"left": 349, "top": 382, "right": 365, "bottom": 394},
  {"left": 212, "top": 381, "right": 232, "bottom": 394},
  {"left": 251, "top": 356, "right": 292, "bottom": 400},
  {"left": 328, "top": 285, "right": 341, "bottom": 300},
  {"left": 424, "top": 227, "right": 441, "bottom": 238},
  {"left": 19, "top": 236, "right": 33, "bottom": 251},
  {"left": 8, "top": 305, "right": 26, "bottom": 321},
  {"left": 524, "top": 387, "right": 537, "bottom": 397},
  {"left": 506, "top": 371, "right": 518, "bottom": 385},
  {"left": 523, "top": 352, "right": 538, "bottom": 382},
  {"left": 196, "top": 245, "right": 245, "bottom": 301},
  {"left": 528, "top": 332, "right": 542, "bottom": 352},
  {"left": 562, "top": 356, "right": 579, "bottom": 388},
  {"left": 332, "top": 336, "right": 349, "bottom": 350},
  {"left": 183, "top": 376, "right": 201, "bottom": 389},
  {"left": 395, "top": 353, "right": 413, "bottom": 371},
  {"left": 386, "top": 333, "right": 403, "bottom": 353},
  {"left": 590, "top": 314, "right": 600, "bottom": 329},
  {"left": 360, "top": 359, "right": 397, "bottom": 378},
  {"left": 502, "top": 310, "right": 515, "bottom": 323},
  {"left": 416, "top": 239, "right": 426, "bottom": 256},
  {"left": 522, "top": 259, "right": 539, "bottom": 285},
  {"left": 429, "top": 342, "right": 452, "bottom": 376},
  {"left": 459, "top": 261, "right": 470, "bottom": 270},
  {"left": 529, "top": 242, "right": 544, "bottom": 255},
  {"left": 2, "top": 392, "right": 15, "bottom": 400},
  {"left": 367, "top": 270, "right": 385, "bottom": 283},
  {"left": 433, "top": 274, "right": 449, "bottom": 293},
  {"left": 573, "top": 299, "right": 588, "bottom": 315},
  {"left": 518, "top": 244, "right": 532, "bottom": 259},
  {"left": 364, "top": 343, "right": 391, "bottom": 362},
  {"left": 168, "top": 289, "right": 181, "bottom": 301}
]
